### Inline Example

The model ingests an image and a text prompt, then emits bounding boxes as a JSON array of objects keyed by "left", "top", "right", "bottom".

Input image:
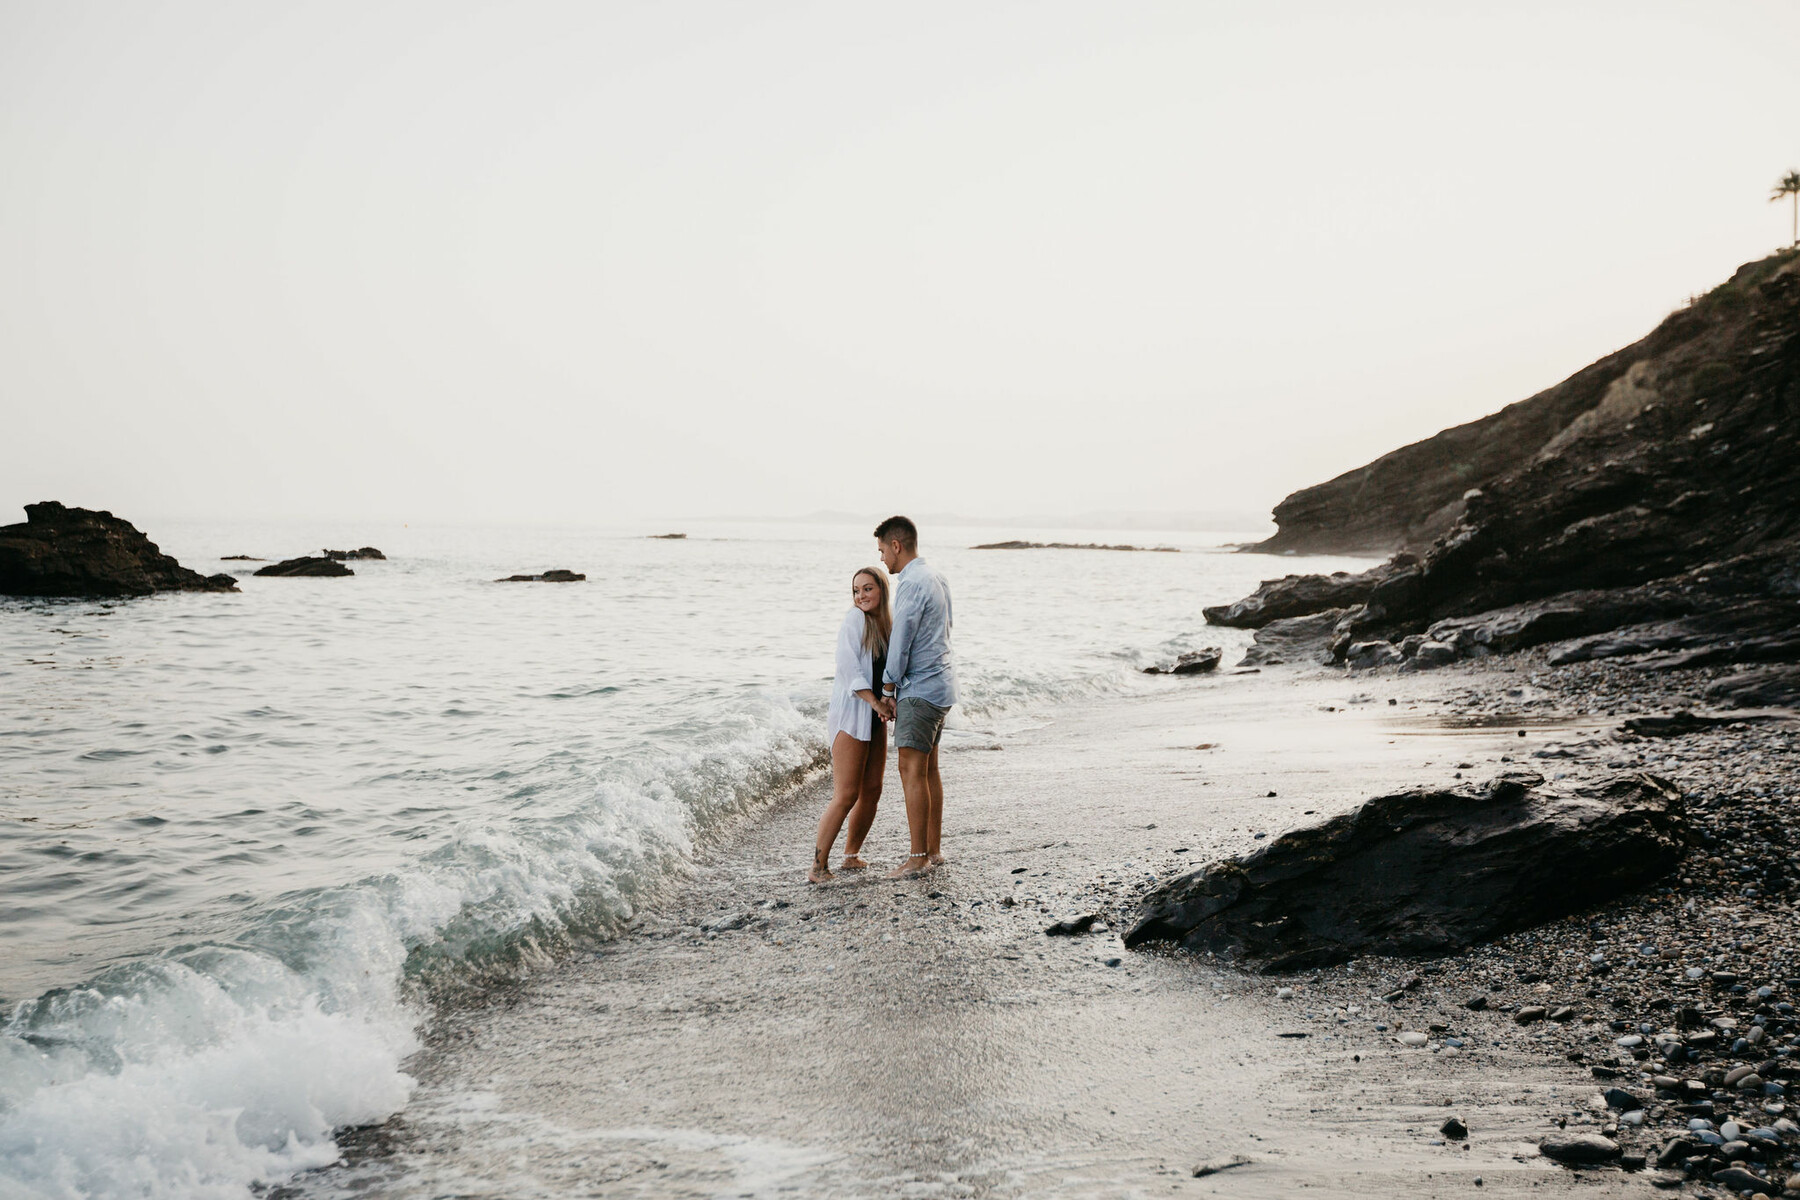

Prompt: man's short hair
[{"left": 873, "top": 515, "right": 918, "bottom": 550}]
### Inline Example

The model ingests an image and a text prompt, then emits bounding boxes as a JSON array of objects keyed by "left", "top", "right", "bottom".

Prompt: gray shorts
[{"left": 894, "top": 697, "right": 951, "bottom": 752}]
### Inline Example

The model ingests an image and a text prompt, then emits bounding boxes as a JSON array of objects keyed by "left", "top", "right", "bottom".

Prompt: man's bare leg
[
  {"left": 925, "top": 745, "right": 945, "bottom": 865},
  {"left": 841, "top": 723, "right": 885, "bottom": 869},
  {"left": 887, "top": 746, "right": 932, "bottom": 878}
]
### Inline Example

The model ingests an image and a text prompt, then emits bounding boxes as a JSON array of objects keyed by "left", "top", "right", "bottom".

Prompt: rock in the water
[
  {"left": 218, "top": 554, "right": 266, "bottom": 561},
  {"left": 496, "top": 569, "right": 587, "bottom": 582},
  {"left": 1143, "top": 649, "right": 1222, "bottom": 675},
  {"left": 1123, "top": 771, "right": 1687, "bottom": 971},
  {"left": 0, "top": 502, "right": 238, "bottom": 597},
  {"left": 1538, "top": 1132, "right": 1621, "bottom": 1164},
  {"left": 255, "top": 556, "right": 354, "bottom": 577},
  {"left": 323, "top": 546, "right": 386, "bottom": 560}
]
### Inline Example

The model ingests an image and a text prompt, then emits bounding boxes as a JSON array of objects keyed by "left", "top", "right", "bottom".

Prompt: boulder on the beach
[
  {"left": 496, "top": 569, "right": 586, "bottom": 582},
  {"left": 254, "top": 556, "right": 354, "bottom": 577},
  {"left": 0, "top": 501, "right": 239, "bottom": 597},
  {"left": 1123, "top": 771, "right": 1687, "bottom": 972},
  {"left": 1538, "top": 1133, "right": 1621, "bottom": 1164},
  {"left": 323, "top": 546, "right": 386, "bottom": 561},
  {"left": 1238, "top": 609, "right": 1349, "bottom": 667},
  {"left": 1345, "top": 640, "right": 1403, "bottom": 670},
  {"left": 1143, "top": 649, "right": 1222, "bottom": 676}
]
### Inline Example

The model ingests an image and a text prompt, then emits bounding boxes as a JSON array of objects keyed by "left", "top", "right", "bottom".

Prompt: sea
[{"left": 0, "top": 518, "right": 1370, "bottom": 1199}]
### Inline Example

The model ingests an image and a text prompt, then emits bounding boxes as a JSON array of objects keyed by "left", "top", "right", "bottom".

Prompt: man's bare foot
[
  {"left": 927, "top": 852, "right": 946, "bottom": 867},
  {"left": 808, "top": 848, "right": 833, "bottom": 884},
  {"left": 839, "top": 854, "right": 869, "bottom": 871},
  {"left": 886, "top": 852, "right": 929, "bottom": 879}
]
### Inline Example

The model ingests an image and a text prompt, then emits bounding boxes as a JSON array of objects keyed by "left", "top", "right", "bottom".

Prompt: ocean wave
[{"left": 0, "top": 698, "right": 823, "bottom": 1200}]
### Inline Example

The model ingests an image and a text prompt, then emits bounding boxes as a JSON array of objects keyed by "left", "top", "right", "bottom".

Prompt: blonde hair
[{"left": 852, "top": 567, "right": 892, "bottom": 657}]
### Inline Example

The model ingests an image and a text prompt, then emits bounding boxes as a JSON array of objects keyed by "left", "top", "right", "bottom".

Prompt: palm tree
[{"left": 1774, "top": 170, "right": 1800, "bottom": 248}]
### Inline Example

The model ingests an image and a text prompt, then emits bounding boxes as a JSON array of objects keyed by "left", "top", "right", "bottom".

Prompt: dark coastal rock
[
  {"left": 648, "top": 533, "right": 687, "bottom": 540},
  {"left": 219, "top": 554, "right": 266, "bottom": 561},
  {"left": 1345, "top": 640, "right": 1402, "bottom": 670},
  {"left": 1539, "top": 1133, "right": 1622, "bottom": 1164},
  {"left": 1249, "top": 250, "right": 1800, "bottom": 558},
  {"left": 323, "top": 547, "right": 386, "bottom": 561},
  {"left": 0, "top": 502, "right": 238, "bottom": 597},
  {"left": 1207, "top": 250, "right": 1800, "bottom": 673},
  {"left": 1044, "top": 914, "right": 1100, "bottom": 936},
  {"left": 1143, "top": 649, "right": 1221, "bottom": 675},
  {"left": 1124, "top": 771, "right": 1687, "bottom": 971},
  {"left": 1704, "top": 664, "right": 1800, "bottom": 707},
  {"left": 255, "top": 556, "right": 354, "bottom": 577},
  {"left": 1238, "top": 609, "right": 1350, "bottom": 667},
  {"left": 496, "top": 569, "right": 586, "bottom": 582},
  {"left": 1202, "top": 558, "right": 1415, "bottom": 628},
  {"left": 1622, "top": 711, "right": 1780, "bottom": 737}
]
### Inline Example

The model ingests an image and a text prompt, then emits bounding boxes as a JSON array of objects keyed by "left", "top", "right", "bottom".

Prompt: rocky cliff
[
  {"left": 0, "top": 502, "right": 238, "bottom": 597},
  {"left": 1252, "top": 251, "right": 1800, "bottom": 556},
  {"left": 1208, "top": 249, "right": 1800, "bottom": 697}
]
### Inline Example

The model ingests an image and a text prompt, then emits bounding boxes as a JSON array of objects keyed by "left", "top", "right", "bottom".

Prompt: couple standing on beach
[{"left": 810, "top": 516, "right": 956, "bottom": 883}]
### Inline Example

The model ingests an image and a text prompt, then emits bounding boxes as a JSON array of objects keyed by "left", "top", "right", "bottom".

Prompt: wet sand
[{"left": 304, "top": 666, "right": 1659, "bottom": 1199}]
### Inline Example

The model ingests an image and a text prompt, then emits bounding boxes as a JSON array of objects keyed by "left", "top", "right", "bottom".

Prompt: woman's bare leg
[
  {"left": 810, "top": 731, "right": 868, "bottom": 883},
  {"left": 841, "top": 721, "right": 886, "bottom": 867}
]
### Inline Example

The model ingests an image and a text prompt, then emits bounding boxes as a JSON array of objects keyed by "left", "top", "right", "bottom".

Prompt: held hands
[{"left": 876, "top": 696, "right": 897, "bottom": 723}]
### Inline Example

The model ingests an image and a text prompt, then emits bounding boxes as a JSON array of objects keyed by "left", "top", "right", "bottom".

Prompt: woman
[{"left": 809, "top": 567, "right": 892, "bottom": 883}]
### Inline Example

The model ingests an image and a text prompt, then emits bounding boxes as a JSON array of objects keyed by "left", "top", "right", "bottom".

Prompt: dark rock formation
[
  {"left": 254, "top": 557, "right": 354, "bottom": 577},
  {"left": 1203, "top": 250, "right": 1800, "bottom": 680},
  {"left": 323, "top": 547, "right": 386, "bottom": 560},
  {"left": 219, "top": 555, "right": 266, "bottom": 561},
  {"left": 1142, "top": 649, "right": 1222, "bottom": 675},
  {"left": 0, "top": 502, "right": 238, "bottom": 597},
  {"left": 1250, "top": 250, "right": 1800, "bottom": 556},
  {"left": 1202, "top": 558, "right": 1416, "bottom": 627},
  {"left": 1237, "top": 609, "right": 1350, "bottom": 667},
  {"left": 1124, "top": 771, "right": 1686, "bottom": 972},
  {"left": 1538, "top": 1133, "right": 1622, "bottom": 1165},
  {"left": 1704, "top": 664, "right": 1800, "bottom": 707},
  {"left": 648, "top": 533, "right": 687, "bottom": 540},
  {"left": 973, "top": 540, "right": 1177, "bottom": 552},
  {"left": 496, "top": 570, "right": 586, "bottom": 582}
]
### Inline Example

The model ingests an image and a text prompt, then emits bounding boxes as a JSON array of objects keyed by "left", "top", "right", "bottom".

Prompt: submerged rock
[
  {"left": 323, "top": 546, "right": 386, "bottom": 561},
  {"left": 0, "top": 501, "right": 238, "bottom": 597},
  {"left": 1124, "top": 771, "right": 1687, "bottom": 971},
  {"left": 1142, "top": 649, "right": 1221, "bottom": 675},
  {"left": 254, "top": 556, "right": 354, "bottom": 577},
  {"left": 496, "top": 569, "right": 586, "bottom": 582}
]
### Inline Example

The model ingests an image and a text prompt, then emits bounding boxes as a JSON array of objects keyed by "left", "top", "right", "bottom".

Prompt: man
[{"left": 873, "top": 515, "right": 956, "bottom": 879}]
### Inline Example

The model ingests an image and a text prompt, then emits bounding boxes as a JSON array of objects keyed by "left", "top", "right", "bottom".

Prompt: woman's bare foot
[
  {"left": 886, "top": 852, "right": 929, "bottom": 879},
  {"left": 807, "top": 848, "right": 834, "bottom": 884},
  {"left": 839, "top": 854, "right": 869, "bottom": 871}
]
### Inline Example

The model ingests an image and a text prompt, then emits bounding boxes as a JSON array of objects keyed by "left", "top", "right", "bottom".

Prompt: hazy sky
[{"left": 3, "top": 1, "right": 1797, "bottom": 527}]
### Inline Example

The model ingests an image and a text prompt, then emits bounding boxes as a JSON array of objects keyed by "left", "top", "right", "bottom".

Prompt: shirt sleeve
[
  {"left": 883, "top": 577, "right": 916, "bottom": 690},
  {"left": 838, "top": 609, "right": 871, "bottom": 693}
]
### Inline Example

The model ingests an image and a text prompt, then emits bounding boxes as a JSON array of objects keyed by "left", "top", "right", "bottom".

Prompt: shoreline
[{"left": 282, "top": 656, "right": 1783, "bottom": 1199}]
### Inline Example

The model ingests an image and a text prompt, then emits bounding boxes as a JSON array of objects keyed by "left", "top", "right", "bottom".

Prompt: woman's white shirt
[{"left": 828, "top": 607, "right": 876, "bottom": 742}]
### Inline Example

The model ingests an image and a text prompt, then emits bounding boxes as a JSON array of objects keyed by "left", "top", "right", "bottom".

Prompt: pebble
[
  {"left": 1538, "top": 1132, "right": 1621, "bottom": 1163},
  {"left": 1396, "top": 1031, "right": 1429, "bottom": 1047}
]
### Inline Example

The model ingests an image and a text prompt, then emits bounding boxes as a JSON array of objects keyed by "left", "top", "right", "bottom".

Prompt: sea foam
[{"left": 0, "top": 698, "right": 821, "bottom": 1200}]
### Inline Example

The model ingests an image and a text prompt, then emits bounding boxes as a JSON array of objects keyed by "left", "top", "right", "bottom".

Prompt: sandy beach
[{"left": 292, "top": 662, "right": 1693, "bottom": 1200}]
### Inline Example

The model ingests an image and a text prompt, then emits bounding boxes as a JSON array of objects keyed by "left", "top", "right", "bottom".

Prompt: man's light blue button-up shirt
[{"left": 882, "top": 557, "right": 957, "bottom": 707}]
